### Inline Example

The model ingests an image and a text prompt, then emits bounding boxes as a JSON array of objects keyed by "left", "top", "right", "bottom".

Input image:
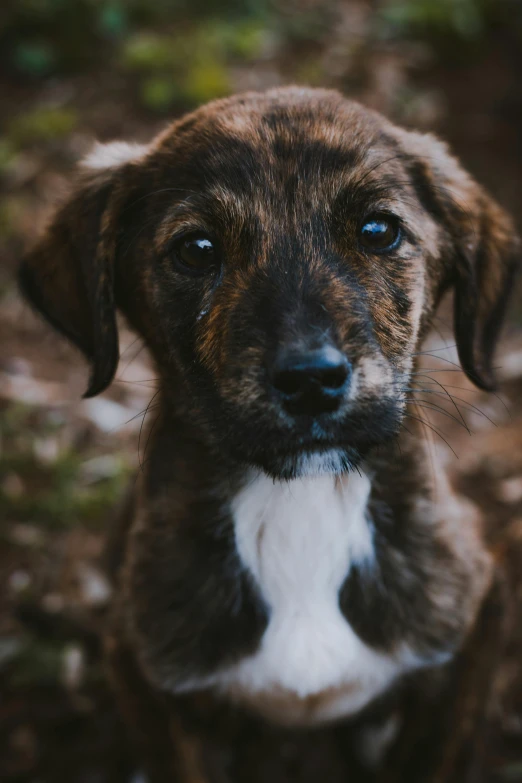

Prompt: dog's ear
[
  {"left": 398, "top": 130, "right": 520, "bottom": 391},
  {"left": 18, "top": 142, "right": 146, "bottom": 397}
]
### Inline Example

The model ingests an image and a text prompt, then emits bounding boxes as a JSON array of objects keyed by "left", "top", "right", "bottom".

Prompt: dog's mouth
[
  {"left": 229, "top": 400, "right": 404, "bottom": 480},
  {"left": 253, "top": 445, "right": 361, "bottom": 481},
  {"left": 197, "top": 369, "right": 405, "bottom": 479}
]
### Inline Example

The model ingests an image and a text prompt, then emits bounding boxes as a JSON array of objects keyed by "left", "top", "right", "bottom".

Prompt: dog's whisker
[
  {"left": 122, "top": 187, "right": 200, "bottom": 217},
  {"left": 430, "top": 322, "right": 452, "bottom": 347},
  {"left": 421, "top": 380, "right": 510, "bottom": 416},
  {"left": 141, "top": 411, "right": 162, "bottom": 472},
  {"left": 375, "top": 175, "right": 478, "bottom": 229},
  {"left": 413, "top": 345, "right": 457, "bottom": 355},
  {"left": 122, "top": 213, "right": 164, "bottom": 258},
  {"left": 412, "top": 367, "right": 467, "bottom": 375},
  {"left": 408, "top": 371, "right": 469, "bottom": 431},
  {"left": 138, "top": 389, "right": 162, "bottom": 471},
  {"left": 411, "top": 370, "right": 510, "bottom": 417},
  {"left": 349, "top": 154, "right": 405, "bottom": 191},
  {"left": 392, "top": 435, "right": 403, "bottom": 458},
  {"left": 413, "top": 380, "right": 476, "bottom": 393},
  {"left": 108, "top": 402, "right": 161, "bottom": 434},
  {"left": 404, "top": 398, "right": 471, "bottom": 434},
  {"left": 119, "top": 335, "right": 143, "bottom": 360},
  {"left": 115, "top": 378, "right": 161, "bottom": 386},
  {"left": 415, "top": 353, "right": 464, "bottom": 371},
  {"left": 118, "top": 340, "right": 148, "bottom": 378},
  {"left": 403, "top": 387, "right": 498, "bottom": 427},
  {"left": 403, "top": 412, "right": 459, "bottom": 458}
]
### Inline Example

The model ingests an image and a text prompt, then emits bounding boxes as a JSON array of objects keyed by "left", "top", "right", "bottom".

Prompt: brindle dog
[{"left": 19, "top": 87, "right": 520, "bottom": 782}]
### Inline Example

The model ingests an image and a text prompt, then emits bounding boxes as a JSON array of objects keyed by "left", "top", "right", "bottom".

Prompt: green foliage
[
  {"left": 224, "top": 20, "right": 268, "bottom": 59},
  {"left": 8, "top": 107, "right": 78, "bottom": 146},
  {"left": 1, "top": 0, "right": 271, "bottom": 79},
  {"left": 183, "top": 59, "right": 230, "bottom": 105},
  {"left": 12, "top": 41, "right": 56, "bottom": 76},
  {"left": 0, "top": 197, "right": 26, "bottom": 238},
  {"left": 4, "top": 633, "right": 105, "bottom": 691},
  {"left": 0, "top": 140, "right": 19, "bottom": 182},
  {"left": 121, "top": 23, "right": 239, "bottom": 110},
  {"left": 294, "top": 57, "right": 325, "bottom": 87},
  {"left": 98, "top": 1, "right": 128, "bottom": 38},
  {"left": 7, "top": 636, "right": 63, "bottom": 688},
  {"left": 2, "top": 0, "right": 520, "bottom": 91},
  {"left": 121, "top": 32, "right": 180, "bottom": 71},
  {"left": 381, "top": 0, "right": 521, "bottom": 41},
  {"left": 0, "top": 404, "right": 132, "bottom": 531},
  {"left": 0, "top": 140, "right": 16, "bottom": 170},
  {"left": 496, "top": 763, "right": 522, "bottom": 781},
  {"left": 140, "top": 76, "right": 181, "bottom": 112},
  {"left": 0, "top": 0, "right": 283, "bottom": 117},
  {"left": 383, "top": 0, "right": 481, "bottom": 37}
]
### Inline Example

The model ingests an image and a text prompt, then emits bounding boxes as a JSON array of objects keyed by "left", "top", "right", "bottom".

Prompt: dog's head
[{"left": 20, "top": 87, "right": 519, "bottom": 479}]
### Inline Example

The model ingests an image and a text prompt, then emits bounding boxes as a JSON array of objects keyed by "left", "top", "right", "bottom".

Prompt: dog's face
[{"left": 20, "top": 88, "right": 519, "bottom": 479}]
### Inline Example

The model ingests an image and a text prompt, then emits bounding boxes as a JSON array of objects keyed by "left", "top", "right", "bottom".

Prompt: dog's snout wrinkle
[{"left": 272, "top": 346, "right": 351, "bottom": 416}]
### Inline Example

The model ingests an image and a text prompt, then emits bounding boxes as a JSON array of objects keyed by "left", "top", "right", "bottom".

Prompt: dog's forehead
[{"left": 154, "top": 88, "right": 399, "bottom": 196}]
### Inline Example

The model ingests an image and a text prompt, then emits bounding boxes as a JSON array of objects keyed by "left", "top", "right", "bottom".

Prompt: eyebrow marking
[{"left": 154, "top": 198, "right": 212, "bottom": 252}]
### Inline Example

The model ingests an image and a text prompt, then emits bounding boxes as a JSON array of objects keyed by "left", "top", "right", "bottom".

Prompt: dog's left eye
[
  {"left": 173, "top": 234, "right": 217, "bottom": 275},
  {"left": 359, "top": 215, "right": 401, "bottom": 252}
]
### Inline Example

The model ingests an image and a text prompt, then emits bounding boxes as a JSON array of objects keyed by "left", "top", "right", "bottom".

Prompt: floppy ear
[
  {"left": 452, "top": 192, "right": 519, "bottom": 391},
  {"left": 18, "top": 142, "right": 146, "bottom": 398},
  {"left": 398, "top": 130, "right": 520, "bottom": 391}
]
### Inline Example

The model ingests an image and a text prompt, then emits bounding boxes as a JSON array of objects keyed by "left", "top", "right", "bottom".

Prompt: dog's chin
[
  {"left": 249, "top": 447, "right": 362, "bottom": 482},
  {"left": 217, "top": 397, "right": 403, "bottom": 481}
]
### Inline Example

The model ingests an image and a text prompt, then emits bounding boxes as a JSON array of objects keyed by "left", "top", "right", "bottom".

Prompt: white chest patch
[{"left": 209, "top": 470, "right": 417, "bottom": 726}]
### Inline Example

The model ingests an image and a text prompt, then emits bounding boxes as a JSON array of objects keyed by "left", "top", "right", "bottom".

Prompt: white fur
[
  {"left": 82, "top": 141, "right": 148, "bottom": 170},
  {"left": 206, "top": 469, "right": 418, "bottom": 725},
  {"left": 167, "top": 466, "right": 444, "bottom": 726}
]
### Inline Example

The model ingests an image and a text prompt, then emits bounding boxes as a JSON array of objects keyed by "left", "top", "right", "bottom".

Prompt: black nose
[{"left": 271, "top": 346, "right": 351, "bottom": 416}]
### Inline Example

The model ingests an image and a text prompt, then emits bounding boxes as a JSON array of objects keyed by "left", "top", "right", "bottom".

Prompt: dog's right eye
[{"left": 173, "top": 234, "right": 217, "bottom": 276}]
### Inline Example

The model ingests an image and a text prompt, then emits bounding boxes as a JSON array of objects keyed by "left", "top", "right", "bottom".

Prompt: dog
[{"left": 19, "top": 87, "right": 520, "bottom": 781}]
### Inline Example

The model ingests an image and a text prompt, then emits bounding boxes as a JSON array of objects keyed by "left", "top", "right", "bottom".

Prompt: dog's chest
[{"left": 215, "top": 471, "right": 408, "bottom": 725}]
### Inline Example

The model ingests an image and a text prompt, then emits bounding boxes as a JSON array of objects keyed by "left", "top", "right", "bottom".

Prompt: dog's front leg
[
  {"left": 105, "top": 632, "right": 215, "bottom": 783},
  {"left": 378, "top": 570, "right": 508, "bottom": 783}
]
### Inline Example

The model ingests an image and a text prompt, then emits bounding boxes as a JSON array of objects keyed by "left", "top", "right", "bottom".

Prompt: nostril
[
  {"left": 321, "top": 363, "right": 348, "bottom": 390},
  {"left": 273, "top": 368, "right": 306, "bottom": 396},
  {"left": 272, "top": 346, "right": 351, "bottom": 404}
]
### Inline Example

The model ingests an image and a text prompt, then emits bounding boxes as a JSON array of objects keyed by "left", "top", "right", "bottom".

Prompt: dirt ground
[{"left": 1, "top": 1, "right": 522, "bottom": 781}]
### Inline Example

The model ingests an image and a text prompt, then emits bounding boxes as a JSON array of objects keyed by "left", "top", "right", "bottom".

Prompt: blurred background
[{"left": 1, "top": 1, "right": 522, "bottom": 781}]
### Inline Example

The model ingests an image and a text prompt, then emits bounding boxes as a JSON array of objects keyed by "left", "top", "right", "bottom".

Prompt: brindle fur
[{"left": 19, "top": 87, "right": 520, "bottom": 781}]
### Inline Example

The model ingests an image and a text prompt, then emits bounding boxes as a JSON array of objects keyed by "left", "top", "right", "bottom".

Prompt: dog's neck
[{"left": 127, "top": 394, "right": 491, "bottom": 715}]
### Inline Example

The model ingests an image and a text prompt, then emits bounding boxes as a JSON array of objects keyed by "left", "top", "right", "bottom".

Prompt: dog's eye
[
  {"left": 173, "top": 234, "right": 217, "bottom": 275},
  {"left": 359, "top": 215, "right": 401, "bottom": 252}
]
